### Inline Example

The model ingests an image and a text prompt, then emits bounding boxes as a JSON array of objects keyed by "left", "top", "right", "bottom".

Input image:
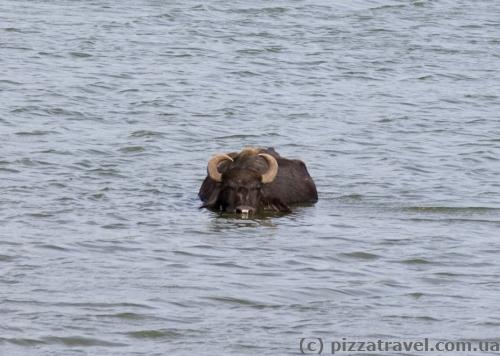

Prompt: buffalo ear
[{"left": 200, "top": 185, "right": 221, "bottom": 210}]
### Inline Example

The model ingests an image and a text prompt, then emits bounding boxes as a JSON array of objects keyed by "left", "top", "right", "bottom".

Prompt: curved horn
[
  {"left": 207, "top": 154, "right": 233, "bottom": 182},
  {"left": 259, "top": 153, "right": 278, "bottom": 184}
]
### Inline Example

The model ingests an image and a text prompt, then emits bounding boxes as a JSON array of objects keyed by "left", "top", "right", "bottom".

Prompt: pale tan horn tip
[
  {"left": 259, "top": 153, "right": 278, "bottom": 184},
  {"left": 207, "top": 154, "right": 233, "bottom": 182}
]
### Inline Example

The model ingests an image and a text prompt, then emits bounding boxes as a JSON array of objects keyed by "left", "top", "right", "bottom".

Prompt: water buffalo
[{"left": 198, "top": 147, "right": 318, "bottom": 216}]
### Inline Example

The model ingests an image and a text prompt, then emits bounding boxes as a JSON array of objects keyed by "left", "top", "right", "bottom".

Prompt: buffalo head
[{"left": 202, "top": 149, "right": 279, "bottom": 216}]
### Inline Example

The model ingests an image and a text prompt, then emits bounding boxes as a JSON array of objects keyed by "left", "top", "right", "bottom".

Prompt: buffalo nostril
[{"left": 235, "top": 207, "right": 254, "bottom": 216}]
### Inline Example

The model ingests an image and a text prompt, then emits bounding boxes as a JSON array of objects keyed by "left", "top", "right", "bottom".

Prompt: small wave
[
  {"left": 101, "top": 223, "right": 129, "bottom": 230},
  {"left": 126, "top": 329, "right": 182, "bottom": 339},
  {"left": 129, "top": 130, "right": 165, "bottom": 138},
  {"left": 25, "top": 212, "right": 54, "bottom": 218},
  {"left": 215, "top": 134, "right": 260, "bottom": 139},
  {"left": 118, "top": 146, "right": 145, "bottom": 153},
  {"left": 42, "top": 336, "right": 126, "bottom": 347},
  {"left": 38, "top": 149, "right": 73, "bottom": 155},
  {"left": 0, "top": 337, "right": 45, "bottom": 346},
  {"left": 340, "top": 251, "right": 380, "bottom": 260},
  {"left": 403, "top": 217, "right": 500, "bottom": 224},
  {"left": 230, "top": 70, "right": 259, "bottom": 77},
  {"left": 0, "top": 167, "right": 20, "bottom": 173},
  {"left": 406, "top": 292, "right": 425, "bottom": 299},
  {"left": 36, "top": 244, "right": 70, "bottom": 252},
  {"left": 87, "top": 168, "right": 125, "bottom": 178},
  {"left": 336, "top": 194, "right": 364, "bottom": 201},
  {"left": 399, "top": 258, "right": 433, "bottom": 265},
  {"left": 205, "top": 296, "right": 281, "bottom": 309},
  {"left": 0, "top": 79, "right": 23, "bottom": 85},
  {"left": 69, "top": 51, "right": 92, "bottom": 58},
  {"left": 4, "top": 27, "right": 22, "bottom": 32},
  {"left": 97, "top": 312, "right": 151, "bottom": 320},
  {"left": 0, "top": 254, "right": 16, "bottom": 262},
  {"left": 209, "top": 261, "right": 249, "bottom": 269},
  {"left": 15, "top": 130, "right": 57, "bottom": 136},
  {"left": 402, "top": 206, "right": 500, "bottom": 213},
  {"left": 2, "top": 299, "right": 154, "bottom": 310},
  {"left": 235, "top": 6, "right": 288, "bottom": 15}
]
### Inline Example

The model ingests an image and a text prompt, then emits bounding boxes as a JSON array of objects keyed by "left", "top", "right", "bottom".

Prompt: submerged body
[{"left": 199, "top": 147, "right": 318, "bottom": 216}]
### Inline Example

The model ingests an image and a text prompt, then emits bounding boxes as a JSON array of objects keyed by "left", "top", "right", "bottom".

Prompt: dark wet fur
[{"left": 199, "top": 147, "right": 318, "bottom": 213}]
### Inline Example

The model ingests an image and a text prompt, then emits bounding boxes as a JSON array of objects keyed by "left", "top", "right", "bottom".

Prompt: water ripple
[{"left": 1, "top": 0, "right": 500, "bottom": 355}]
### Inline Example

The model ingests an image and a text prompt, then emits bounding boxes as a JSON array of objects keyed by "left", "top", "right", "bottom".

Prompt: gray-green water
[{"left": 1, "top": 1, "right": 500, "bottom": 355}]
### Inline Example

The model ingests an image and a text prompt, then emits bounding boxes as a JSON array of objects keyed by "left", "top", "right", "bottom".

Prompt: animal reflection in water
[{"left": 199, "top": 147, "right": 318, "bottom": 217}]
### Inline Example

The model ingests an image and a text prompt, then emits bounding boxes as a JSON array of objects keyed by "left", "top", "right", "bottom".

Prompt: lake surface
[{"left": 1, "top": 1, "right": 500, "bottom": 355}]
